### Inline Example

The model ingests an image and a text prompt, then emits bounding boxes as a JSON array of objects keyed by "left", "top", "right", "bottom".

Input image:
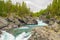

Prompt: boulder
[
  {"left": 2, "top": 23, "right": 18, "bottom": 30},
  {"left": 6, "top": 17, "right": 26, "bottom": 26},
  {"left": 43, "top": 20, "right": 49, "bottom": 24},
  {"left": 55, "top": 20, "right": 60, "bottom": 24},
  {"left": 0, "top": 17, "right": 8, "bottom": 29},
  {"left": 0, "top": 30, "right": 2, "bottom": 37},
  {"left": 29, "top": 26, "right": 60, "bottom": 40},
  {"left": 51, "top": 22, "right": 59, "bottom": 27},
  {"left": 20, "top": 16, "right": 38, "bottom": 25},
  {"left": 0, "top": 31, "right": 2, "bottom": 34},
  {"left": 27, "top": 19, "right": 37, "bottom": 24}
]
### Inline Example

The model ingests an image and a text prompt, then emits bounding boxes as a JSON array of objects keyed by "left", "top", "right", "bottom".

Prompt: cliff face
[{"left": 29, "top": 23, "right": 60, "bottom": 40}]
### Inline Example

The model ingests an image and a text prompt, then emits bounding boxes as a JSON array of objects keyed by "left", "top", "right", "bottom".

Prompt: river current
[{"left": 0, "top": 20, "right": 48, "bottom": 40}]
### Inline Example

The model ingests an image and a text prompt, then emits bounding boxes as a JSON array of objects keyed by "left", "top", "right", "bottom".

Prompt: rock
[
  {"left": 43, "top": 20, "right": 49, "bottom": 24},
  {"left": 0, "top": 16, "right": 37, "bottom": 30},
  {"left": 2, "top": 22, "right": 18, "bottom": 30},
  {"left": 55, "top": 20, "right": 60, "bottom": 24},
  {"left": 6, "top": 16, "right": 38, "bottom": 25},
  {"left": 17, "top": 18, "right": 26, "bottom": 24},
  {"left": 39, "top": 15, "right": 47, "bottom": 20},
  {"left": 6, "top": 17, "right": 26, "bottom": 26},
  {"left": 29, "top": 26, "right": 60, "bottom": 40},
  {"left": 13, "top": 18, "right": 21, "bottom": 26},
  {"left": 20, "top": 16, "right": 38, "bottom": 25},
  {"left": 8, "top": 23, "right": 18, "bottom": 28},
  {"left": 6, "top": 15, "right": 14, "bottom": 22},
  {"left": 0, "top": 17, "right": 8, "bottom": 29},
  {"left": 0, "top": 30, "right": 2, "bottom": 37},
  {"left": 49, "top": 20, "right": 55, "bottom": 25},
  {"left": 0, "top": 31, "right": 2, "bottom": 34},
  {"left": 33, "top": 19, "right": 38, "bottom": 24},
  {"left": 27, "top": 19, "right": 37, "bottom": 24},
  {"left": 51, "top": 22, "right": 60, "bottom": 32},
  {"left": 51, "top": 22, "right": 59, "bottom": 27}
]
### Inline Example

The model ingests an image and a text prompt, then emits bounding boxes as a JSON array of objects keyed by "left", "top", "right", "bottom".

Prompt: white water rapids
[{"left": 0, "top": 31, "right": 31, "bottom": 40}]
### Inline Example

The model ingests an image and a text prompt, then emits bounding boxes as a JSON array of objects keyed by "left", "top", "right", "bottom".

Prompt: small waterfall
[
  {"left": 0, "top": 31, "right": 31, "bottom": 40},
  {"left": 36, "top": 19, "right": 48, "bottom": 26}
]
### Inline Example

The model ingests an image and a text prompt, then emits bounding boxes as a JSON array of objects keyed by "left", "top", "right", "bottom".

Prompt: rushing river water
[{"left": 0, "top": 20, "right": 48, "bottom": 40}]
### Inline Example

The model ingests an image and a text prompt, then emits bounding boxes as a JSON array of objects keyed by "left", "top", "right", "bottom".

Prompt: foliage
[
  {"left": 0, "top": 0, "right": 60, "bottom": 19},
  {"left": 33, "top": 0, "right": 60, "bottom": 19},
  {"left": 46, "top": 0, "right": 60, "bottom": 19},
  {"left": 0, "top": 0, "right": 32, "bottom": 17},
  {"left": 32, "top": 9, "right": 47, "bottom": 17}
]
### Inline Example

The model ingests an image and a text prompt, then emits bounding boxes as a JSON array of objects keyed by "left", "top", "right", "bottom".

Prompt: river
[{"left": 0, "top": 19, "right": 48, "bottom": 40}]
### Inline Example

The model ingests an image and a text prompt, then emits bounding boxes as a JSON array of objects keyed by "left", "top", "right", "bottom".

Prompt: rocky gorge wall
[{"left": 0, "top": 16, "right": 37, "bottom": 30}]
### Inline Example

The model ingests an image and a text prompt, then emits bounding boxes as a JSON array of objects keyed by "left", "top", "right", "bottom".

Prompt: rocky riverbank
[
  {"left": 39, "top": 14, "right": 60, "bottom": 26},
  {"left": 0, "top": 15, "right": 60, "bottom": 40},
  {"left": 0, "top": 16, "right": 37, "bottom": 30},
  {"left": 29, "top": 22, "right": 60, "bottom": 40}
]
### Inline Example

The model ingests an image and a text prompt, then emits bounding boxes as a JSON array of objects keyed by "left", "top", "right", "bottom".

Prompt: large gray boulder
[{"left": 0, "top": 17, "right": 8, "bottom": 29}]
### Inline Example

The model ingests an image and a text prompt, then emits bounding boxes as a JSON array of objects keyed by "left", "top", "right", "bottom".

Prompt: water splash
[
  {"left": 0, "top": 31, "right": 15, "bottom": 40},
  {"left": 16, "top": 32, "right": 31, "bottom": 40},
  {"left": 19, "top": 27, "right": 29, "bottom": 29},
  {"left": 36, "top": 19, "right": 48, "bottom": 26},
  {"left": 0, "top": 31, "right": 31, "bottom": 40}
]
